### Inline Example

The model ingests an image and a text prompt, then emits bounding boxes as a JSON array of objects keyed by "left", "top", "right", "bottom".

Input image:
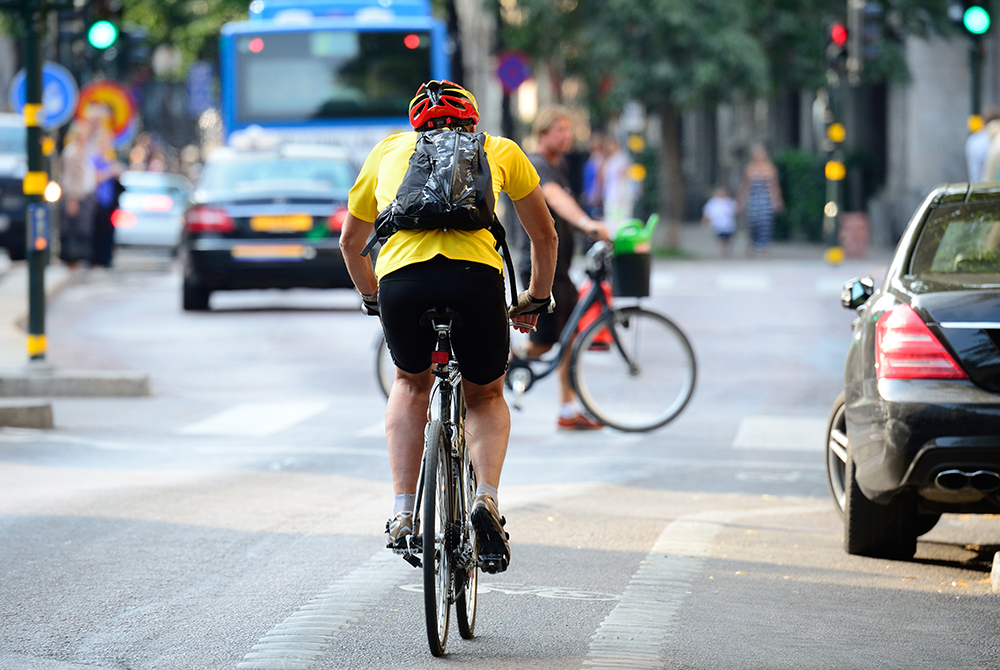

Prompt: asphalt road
[{"left": 2, "top": 249, "right": 999, "bottom": 669}]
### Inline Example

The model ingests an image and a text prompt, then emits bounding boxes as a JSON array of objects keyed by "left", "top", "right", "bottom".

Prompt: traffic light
[
  {"left": 826, "top": 21, "right": 849, "bottom": 71},
  {"left": 85, "top": 0, "right": 123, "bottom": 50},
  {"left": 951, "top": 2, "right": 993, "bottom": 36},
  {"left": 964, "top": 5, "right": 991, "bottom": 34}
]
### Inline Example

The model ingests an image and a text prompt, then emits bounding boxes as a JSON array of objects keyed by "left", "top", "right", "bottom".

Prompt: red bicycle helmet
[{"left": 408, "top": 80, "right": 480, "bottom": 130}]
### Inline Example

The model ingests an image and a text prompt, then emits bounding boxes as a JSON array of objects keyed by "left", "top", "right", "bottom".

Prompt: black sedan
[
  {"left": 180, "top": 143, "right": 357, "bottom": 310},
  {"left": 826, "top": 182, "right": 1000, "bottom": 560}
]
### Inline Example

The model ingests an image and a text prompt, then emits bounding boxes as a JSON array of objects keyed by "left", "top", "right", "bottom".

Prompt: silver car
[{"left": 112, "top": 171, "right": 193, "bottom": 253}]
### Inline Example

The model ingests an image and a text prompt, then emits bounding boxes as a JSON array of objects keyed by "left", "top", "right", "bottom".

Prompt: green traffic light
[
  {"left": 88, "top": 20, "right": 119, "bottom": 49},
  {"left": 964, "top": 6, "right": 991, "bottom": 35}
]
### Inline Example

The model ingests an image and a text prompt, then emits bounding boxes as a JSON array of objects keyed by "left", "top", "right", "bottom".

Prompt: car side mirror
[{"left": 841, "top": 276, "right": 874, "bottom": 310}]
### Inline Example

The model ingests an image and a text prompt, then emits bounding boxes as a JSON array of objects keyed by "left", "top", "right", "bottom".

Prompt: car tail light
[
  {"left": 185, "top": 205, "right": 234, "bottom": 234},
  {"left": 875, "top": 303, "right": 968, "bottom": 379},
  {"left": 142, "top": 195, "right": 174, "bottom": 211},
  {"left": 327, "top": 206, "right": 349, "bottom": 233},
  {"left": 111, "top": 209, "right": 137, "bottom": 228}
]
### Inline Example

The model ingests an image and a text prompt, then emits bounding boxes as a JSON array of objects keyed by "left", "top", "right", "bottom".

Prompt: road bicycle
[
  {"left": 391, "top": 308, "right": 479, "bottom": 657},
  {"left": 376, "top": 241, "right": 696, "bottom": 432}
]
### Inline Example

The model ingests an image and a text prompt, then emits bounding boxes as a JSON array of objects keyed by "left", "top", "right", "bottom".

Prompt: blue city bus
[{"left": 219, "top": 0, "right": 450, "bottom": 154}]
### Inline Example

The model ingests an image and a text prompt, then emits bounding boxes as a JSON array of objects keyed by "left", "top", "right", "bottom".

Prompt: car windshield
[
  {"left": 199, "top": 156, "right": 354, "bottom": 196},
  {"left": 0, "top": 125, "right": 25, "bottom": 154},
  {"left": 909, "top": 203, "right": 1000, "bottom": 287}
]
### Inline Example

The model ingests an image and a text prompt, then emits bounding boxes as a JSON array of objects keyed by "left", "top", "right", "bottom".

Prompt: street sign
[
  {"left": 8, "top": 62, "right": 79, "bottom": 130},
  {"left": 76, "top": 81, "right": 137, "bottom": 147},
  {"left": 496, "top": 50, "right": 531, "bottom": 94}
]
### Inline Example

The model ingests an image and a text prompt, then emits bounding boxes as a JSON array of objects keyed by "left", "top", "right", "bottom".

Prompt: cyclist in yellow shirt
[{"left": 339, "top": 81, "right": 558, "bottom": 573}]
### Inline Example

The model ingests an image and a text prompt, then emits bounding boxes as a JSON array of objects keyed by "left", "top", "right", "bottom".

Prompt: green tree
[
  {"left": 122, "top": 0, "right": 247, "bottom": 78},
  {"left": 506, "top": 0, "right": 770, "bottom": 247}
]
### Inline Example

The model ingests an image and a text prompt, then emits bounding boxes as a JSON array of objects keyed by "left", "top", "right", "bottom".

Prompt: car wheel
[
  {"left": 182, "top": 277, "right": 210, "bottom": 311},
  {"left": 844, "top": 454, "right": 918, "bottom": 560},
  {"left": 825, "top": 391, "right": 848, "bottom": 517},
  {"left": 6, "top": 245, "right": 25, "bottom": 262}
]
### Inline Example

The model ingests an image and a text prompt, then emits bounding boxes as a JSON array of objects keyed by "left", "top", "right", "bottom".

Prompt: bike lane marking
[
  {"left": 237, "top": 550, "right": 412, "bottom": 670},
  {"left": 583, "top": 503, "right": 829, "bottom": 670}
]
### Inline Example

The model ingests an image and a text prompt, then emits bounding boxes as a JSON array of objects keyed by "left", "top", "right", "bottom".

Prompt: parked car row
[{"left": 825, "top": 182, "right": 1000, "bottom": 560}]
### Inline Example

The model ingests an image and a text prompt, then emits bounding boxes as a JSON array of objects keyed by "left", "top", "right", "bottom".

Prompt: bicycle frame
[{"left": 507, "top": 243, "right": 639, "bottom": 402}]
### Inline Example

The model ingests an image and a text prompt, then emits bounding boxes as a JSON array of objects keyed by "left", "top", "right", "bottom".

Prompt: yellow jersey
[{"left": 347, "top": 131, "right": 539, "bottom": 280}]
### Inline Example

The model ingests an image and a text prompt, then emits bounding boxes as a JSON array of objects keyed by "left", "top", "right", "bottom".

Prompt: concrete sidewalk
[{"left": 0, "top": 255, "right": 149, "bottom": 428}]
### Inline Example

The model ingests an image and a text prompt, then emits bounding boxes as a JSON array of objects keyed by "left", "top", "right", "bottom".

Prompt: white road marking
[
  {"left": 238, "top": 550, "right": 412, "bottom": 670},
  {"left": 583, "top": 503, "right": 829, "bottom": 670},
  {"left": 178, "top": 401, "right": 330, "bottom": 437},
  {"left": 355, "top": 420, "right": 386, "bottom": 438},
  {"left": 716, "top": 272, "right": 771, "bottom": 292},
  {"left": 398, "top": 581, "right": 620, "bottom": 601},
  {"left": 731, "top": 416, "right": 827, "bottom": 451}
]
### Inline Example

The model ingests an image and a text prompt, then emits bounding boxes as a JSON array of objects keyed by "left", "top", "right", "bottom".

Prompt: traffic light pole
[
  {"left": 21, "top": 0, "right": 49, "bottom": 363},
  {"left": 970, "top": 36, "right": 983, "bottom": 116}
]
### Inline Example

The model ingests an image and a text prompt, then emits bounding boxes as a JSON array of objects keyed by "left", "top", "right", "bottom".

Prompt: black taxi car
[
  {"left": 180, "top": 142, "right": 357, "bottom": 310},
  {"left": 825, "top": 182, "right": 1000, "bottom": 559}
]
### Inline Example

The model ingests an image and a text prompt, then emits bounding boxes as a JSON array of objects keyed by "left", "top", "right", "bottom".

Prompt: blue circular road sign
[{"left": 8, "top": 62, "right": 80, "bottom": 130}]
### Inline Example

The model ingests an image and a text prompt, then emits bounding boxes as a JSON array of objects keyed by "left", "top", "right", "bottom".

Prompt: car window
[
  {"left": 909, "top": 204, "right": 1000, "bottom": 285},
  {"left": 0, "top": 126, "right": 25, "bottom": 154},
  {"left": 199, "top": 157, "right": 354, "bottom": 195}
]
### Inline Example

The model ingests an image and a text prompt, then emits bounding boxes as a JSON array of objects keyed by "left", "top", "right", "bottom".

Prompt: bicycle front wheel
[
  {"left": 422, "top": 420, "right": 451, "bottom": 656},
  {"left": 375, "top": 332, "right": 393, "bottom": 399},
  {"left": 571, "top": 307, "right": 696, "bottom": 432}
]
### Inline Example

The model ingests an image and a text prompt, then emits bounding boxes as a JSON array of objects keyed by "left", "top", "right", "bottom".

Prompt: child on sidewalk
[{"left": 702, "top": 186, "right": 738, "bottom": 258}]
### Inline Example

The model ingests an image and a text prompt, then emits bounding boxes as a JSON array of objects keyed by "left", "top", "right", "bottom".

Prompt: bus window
[{"left": 235, "top": 28, "right": 432, "bottom": 124}]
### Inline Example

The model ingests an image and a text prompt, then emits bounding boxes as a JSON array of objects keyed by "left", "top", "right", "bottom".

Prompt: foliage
[
  {"left": 772, "top": 148, "right": 826, "bottom": 242},
  {"left": 121, "top": 0, "right": 248, "bottom": 78}
]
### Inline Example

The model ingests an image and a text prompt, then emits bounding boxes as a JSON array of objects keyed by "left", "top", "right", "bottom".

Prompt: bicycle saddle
[{"left": 419, "top": 308, "right": 464, "bottom": 329}]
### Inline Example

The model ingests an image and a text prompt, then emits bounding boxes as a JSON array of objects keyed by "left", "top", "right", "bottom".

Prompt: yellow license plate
[
  {"left": 231, "top": 244, "right": 306, "bottom": 260},
  {"left": 250, "top": 214, "right": 313, "bottom": 232}
]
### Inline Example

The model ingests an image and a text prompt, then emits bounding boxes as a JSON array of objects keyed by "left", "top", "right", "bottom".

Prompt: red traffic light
[{"left": 830, "top": 22, "right": 848, "bottom": 47}]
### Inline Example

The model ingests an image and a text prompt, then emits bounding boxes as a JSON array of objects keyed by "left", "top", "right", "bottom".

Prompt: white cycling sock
[
  {"left": 393, "top": 493, "right": 416, "bottom": 517},
  {"left": 559, "top": 402, "right": 577, "bottom": 419},
  {"left": 476, "top": 483, "right": 499, "bottom": 506}
]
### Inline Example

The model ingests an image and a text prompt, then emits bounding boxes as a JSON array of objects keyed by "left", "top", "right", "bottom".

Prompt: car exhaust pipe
[
  {"left": 935, "top": 470, "right": 969, "bottom": 491},
  {"left": 934, "top": 470, "right": 1000, "bottom": 492},
  {"left": 969, "top": 471, "right": 1000, "bottom": 492}
]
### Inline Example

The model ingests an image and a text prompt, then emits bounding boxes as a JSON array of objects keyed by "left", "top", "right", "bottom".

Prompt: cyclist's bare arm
[
  {"left": 538, "top": 181, "right": 610, "bottom": 241},
  {"left": 513, "top": 185, "right": 558, "bottom": 301},
  {"left": 340, "top": 212, "right": 379, "bottom": 296}
]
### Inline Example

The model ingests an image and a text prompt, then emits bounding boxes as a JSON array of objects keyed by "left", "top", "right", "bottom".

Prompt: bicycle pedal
[
  {"left": 478, "top": 555, "right": 508, "bottom": 574},
  {"left": 401, "top": 552, "right": 421, "bottom": 569}
]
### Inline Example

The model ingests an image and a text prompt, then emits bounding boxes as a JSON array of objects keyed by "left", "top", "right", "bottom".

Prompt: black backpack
[{"left": 361, "top": 128, "right": 518, "bottom": 307}]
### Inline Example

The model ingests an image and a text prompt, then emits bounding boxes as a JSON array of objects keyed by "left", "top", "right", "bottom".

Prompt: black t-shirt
[{"left": 523, "top": 152, "right": 575, "bottom": 279}]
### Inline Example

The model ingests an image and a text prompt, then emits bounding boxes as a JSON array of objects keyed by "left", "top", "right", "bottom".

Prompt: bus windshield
[{"left": 234, "top": 28, "right": 431, "bottom": 125}]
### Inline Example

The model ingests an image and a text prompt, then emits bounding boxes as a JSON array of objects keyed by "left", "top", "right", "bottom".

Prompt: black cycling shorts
[{"left": 379, "top": 256, "right": 510, "bottom": 386}]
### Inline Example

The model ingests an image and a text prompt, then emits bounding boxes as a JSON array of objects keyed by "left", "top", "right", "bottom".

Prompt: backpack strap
[{"left": 490, "top": 214, "right": 518, "bottom": 309}]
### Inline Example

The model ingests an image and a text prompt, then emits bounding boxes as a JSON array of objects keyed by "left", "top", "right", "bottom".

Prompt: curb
[
  {"left": 0, "top": 368, "right": 150, "bottom": 397},
  {"left": 0, "top": 399, "right": 54, "bottom": 429}
]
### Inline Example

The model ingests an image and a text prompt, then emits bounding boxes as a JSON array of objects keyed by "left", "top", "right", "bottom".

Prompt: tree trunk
[{"left": 657, "top": 101, "right": 684, "bottom": 250}]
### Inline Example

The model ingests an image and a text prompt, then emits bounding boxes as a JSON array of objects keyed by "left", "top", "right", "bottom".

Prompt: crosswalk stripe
[
  {"left": 731, "top": 416, "right": 827, "bottom": 452},
  {"left": 178, "top": 401, "right": 330, "bottom": 437}
]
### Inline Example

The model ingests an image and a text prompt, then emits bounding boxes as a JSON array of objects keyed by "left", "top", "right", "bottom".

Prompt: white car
[{"left": 112, "top": 171, "right": 193, "bottom": 253}]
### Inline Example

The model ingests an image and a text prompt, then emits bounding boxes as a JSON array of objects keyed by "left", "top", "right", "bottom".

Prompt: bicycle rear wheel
[
  {"left": 422, "top": 420, "right": 451, "bottom": 656},
  {"left": 571, "top": 307, "right": 696, "bottom": 432},
  {"left": 455, "top": 460, "right": 478, "bottom": 639},
  {"left": 375, "top": 332, "right": 393, "bottom": 399}
]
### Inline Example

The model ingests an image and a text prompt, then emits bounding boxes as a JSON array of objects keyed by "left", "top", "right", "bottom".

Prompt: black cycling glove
[
  {"left": 360, "top": 291, "right": 380, "bottom": 317},
  {"left": 509, "top": 290, "right": 555, "bottom": 318}
]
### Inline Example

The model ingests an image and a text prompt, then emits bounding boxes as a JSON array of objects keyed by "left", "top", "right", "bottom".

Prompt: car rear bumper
[
  {"left": 185, "top": 238, "right": 352, "bottom": 290},
  {"left": 848, "top": 378, "right": 1000, "bottom": 505}
]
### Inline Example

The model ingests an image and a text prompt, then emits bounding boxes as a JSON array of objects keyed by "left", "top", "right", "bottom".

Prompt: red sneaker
[{"left": 557, "top": 413, "right": 605, "bottom": 430}]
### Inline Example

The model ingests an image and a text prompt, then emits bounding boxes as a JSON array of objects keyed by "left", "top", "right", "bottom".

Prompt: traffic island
[
  {"left": 0, "top": 399, "right": 53, "bottom": 429},
  {"left": 0, "top": 366, "right": 150, "bottom": 397}
]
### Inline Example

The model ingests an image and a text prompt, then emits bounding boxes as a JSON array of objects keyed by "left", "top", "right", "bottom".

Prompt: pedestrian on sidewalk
[
  {"left": 702, "top": 185, "right": 737, "bottom": 258},
  {"left": 967, "top": 106, "right": 1000, "bottom": 182},
  {"left": 59, "top": 119, "right": 96, "bottom": 267},
  {"left": 519, "top": 105, "right": 610, "bottom": 430},
  {"left": 737, "top": 144, "right": 784, "bottom": 258},
  {"left": 89, "top": 123, "right": 125, "bottom": 268}
]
